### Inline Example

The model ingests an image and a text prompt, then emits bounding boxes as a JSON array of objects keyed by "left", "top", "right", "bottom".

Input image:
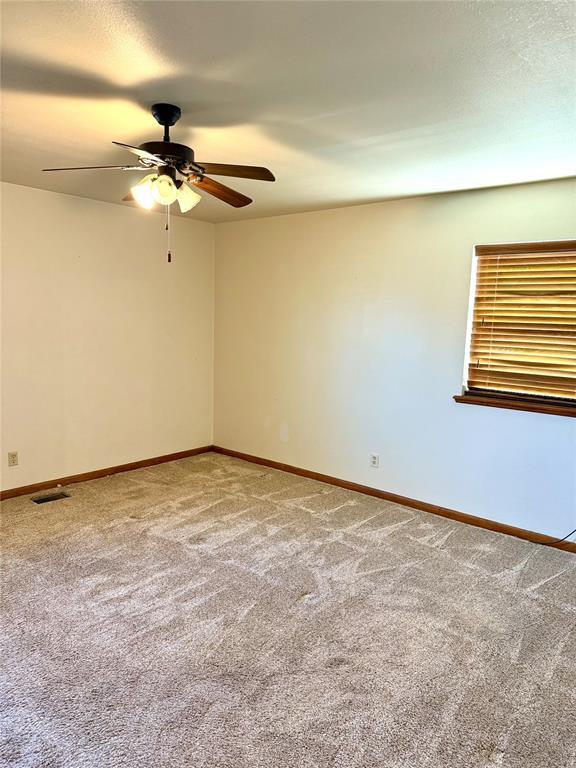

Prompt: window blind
[{"left": 466, "top": 241, "right": 576, "bottom": 403}]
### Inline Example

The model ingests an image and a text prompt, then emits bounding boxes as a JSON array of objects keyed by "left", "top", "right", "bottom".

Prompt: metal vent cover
[{"left": 31, "top": 491, "right": 70, "bottom": 504}]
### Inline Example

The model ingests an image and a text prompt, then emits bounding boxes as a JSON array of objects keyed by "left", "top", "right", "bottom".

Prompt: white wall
[
  {"left": 215, "top": 179, "right": 576, "bottom": 538},
  {"left": 3, "top": 178, "right": 575, "bottom": 538},
  {"left": 1, "top": 183, "right": 214, "bottom": 490}
]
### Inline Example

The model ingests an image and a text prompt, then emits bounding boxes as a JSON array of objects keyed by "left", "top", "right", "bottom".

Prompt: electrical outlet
[
  {"left": 8, "top": 451, "right": 18, "bottom": 467},
  {"left": 369, "top": 453, "right": 379, "bottom": 468}
]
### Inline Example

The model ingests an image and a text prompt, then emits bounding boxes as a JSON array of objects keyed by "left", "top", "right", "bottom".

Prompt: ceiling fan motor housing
[{"left": 139, "top": 141, "right": 195, "bottom": 170}]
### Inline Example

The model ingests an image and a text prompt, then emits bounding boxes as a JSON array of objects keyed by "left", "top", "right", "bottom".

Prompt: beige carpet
[{"left": 1, "top": 453, "right": 575, "bottom": 767}]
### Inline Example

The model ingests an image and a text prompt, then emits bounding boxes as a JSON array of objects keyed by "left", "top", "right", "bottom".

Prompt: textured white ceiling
[{"left": 1, "top": 1, "right": 575, "bottom": 222}]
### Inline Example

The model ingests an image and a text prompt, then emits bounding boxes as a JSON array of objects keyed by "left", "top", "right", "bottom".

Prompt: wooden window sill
[{"left": 453, "top": 392, "right": 576, "bottom": 418}]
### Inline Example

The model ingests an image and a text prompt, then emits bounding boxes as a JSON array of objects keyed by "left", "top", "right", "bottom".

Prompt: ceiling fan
[{"left": 43, "top": 103, "right": 275, "bottom": 212}]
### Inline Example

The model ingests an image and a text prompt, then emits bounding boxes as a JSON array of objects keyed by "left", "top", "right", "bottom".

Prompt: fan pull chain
[{"left": 166, "top": 204, "right": 172, "bottom": 263}]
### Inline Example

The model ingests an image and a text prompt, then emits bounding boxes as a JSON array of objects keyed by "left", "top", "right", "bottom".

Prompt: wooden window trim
[
  {"left": 453, "top": 391, "right": 576, "bottom": 418},
  {"left": 456, "top": 239, "right": 576, "bottom": 417},
  {"left": 475, "top": 240, "right": 576, "bottom": 256}
]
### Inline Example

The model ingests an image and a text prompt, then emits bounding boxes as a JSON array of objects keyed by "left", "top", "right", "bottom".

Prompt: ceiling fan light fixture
[
  {"left": 131, "top": 173, "right": 157, "bottom": 209},
  {"left": 151, "top": 174, "right": 178, "bottom": 206},
  {"left": 177, "top": 182, "right": 202, "bottom": 213}
]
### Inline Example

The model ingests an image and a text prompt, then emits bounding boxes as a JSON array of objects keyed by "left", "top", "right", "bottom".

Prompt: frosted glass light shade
[
  {"left": 177, "top": 183, "right": 202, "bottom": 213},
  {"left": 151, "top": 175, "right": 178, "bottom": 206},
  {"left": 130, "top": 174, "right": 157, "bottom": 209}
]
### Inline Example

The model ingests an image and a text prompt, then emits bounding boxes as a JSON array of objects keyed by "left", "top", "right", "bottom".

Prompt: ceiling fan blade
[
  {"left": 112, "top": 141, "right": 167, "bottom": 166},
  {"left": 43, "top": 164, "right": 147, "bottom": 172},
  {"left": 190, "top": 176, "right": 252, "bottom": 207},
  {"left": 196, "top": 163, "right": 275, "bottom": 181}
]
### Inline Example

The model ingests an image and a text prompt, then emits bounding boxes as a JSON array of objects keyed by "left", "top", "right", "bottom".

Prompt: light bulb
[
  {"left": 130, "top": 174, "right": 157, "bottom": 209},
  {"left": 151, "top": 175, "right": 178, "bottom": 206},
  {"left": 177, "top": 182, "right": 202, "bottom": 213}
]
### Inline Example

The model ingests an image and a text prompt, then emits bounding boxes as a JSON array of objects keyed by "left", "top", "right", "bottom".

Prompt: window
[{"left": 455, "top": 240, "right": 576, "bottom": 417}]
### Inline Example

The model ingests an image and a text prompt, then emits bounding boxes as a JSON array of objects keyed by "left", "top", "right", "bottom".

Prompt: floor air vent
[{"left": 32, "top": 491, "right": 70, "bottom": 504}]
